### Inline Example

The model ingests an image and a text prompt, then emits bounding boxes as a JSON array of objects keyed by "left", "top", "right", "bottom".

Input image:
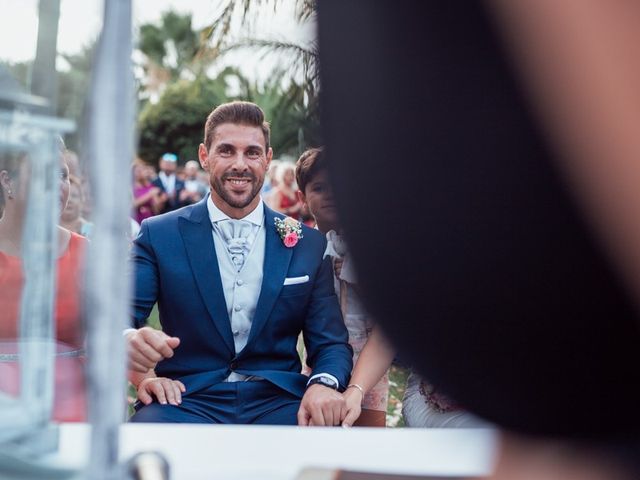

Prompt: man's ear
[
  {"left": 198, "top": 144, "right": 208, "bottom": 169},
  {"left": 266, "top": 147, "right": 273, "bottom": 168}
]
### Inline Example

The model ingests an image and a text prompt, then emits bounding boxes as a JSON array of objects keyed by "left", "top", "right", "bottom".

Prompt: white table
[{"left": 52, "top": 424, "right": 497, "bottom": 479}]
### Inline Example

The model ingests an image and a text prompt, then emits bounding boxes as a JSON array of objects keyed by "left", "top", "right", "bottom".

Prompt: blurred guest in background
[
  {"left": 0, "top": 145, "right": 87, "bottom": 422},
  {"left": 262, "top": 158, "right": 281, "bottom": 209},
  {"left": 152, "top": 152, "right": 185, "bottom": 213},
  {"left": 271, "top": 162, "right": 302, "bottom": 219},
  {"left": 179, "top": 160, "right": 208, "bottom": 206},
  {"left": 132, "top": 160, "right": 162, "bottom": 225},
  {"left": 60, "top": 175, "right": 93, "bottom": 238}
]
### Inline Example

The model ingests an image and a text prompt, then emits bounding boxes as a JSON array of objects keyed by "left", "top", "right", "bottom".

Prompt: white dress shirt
[{"left": 158, "top": 171, "right": 176, "bottom": 194}]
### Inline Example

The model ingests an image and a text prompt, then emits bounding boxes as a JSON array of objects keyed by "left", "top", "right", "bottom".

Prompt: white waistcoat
[{"left": 212, "top": 223, "right": 266, "bottom": 359}]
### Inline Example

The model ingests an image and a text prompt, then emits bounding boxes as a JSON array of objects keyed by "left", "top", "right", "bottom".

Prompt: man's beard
[{"left": 211, "top": 171, "right": 262, "bottom": 209}]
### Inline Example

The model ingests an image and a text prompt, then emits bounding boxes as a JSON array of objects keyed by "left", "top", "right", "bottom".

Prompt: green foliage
[
  {"left": 388, "top": 365, "right": 409, "bottom": 427},
  {"left": 234, "top": 70, "right": 321, "bottom": 157},
  {"left": 137, "top": 5, "right": 321, "bottom": 165},
  {"left": 138, "top": 10, "right": 202, "bottom": 83},
  {"left": 137, "top": 69, "right": 320, "bottom": 165},
  {"left": 137, "top": 75, "right": 226, "bottom": 164},
  {"left": 203, "top": 1, "right": 319, "bottom": 99},
  {"left": 1, "top": 44, "right": 94, "bottom": 152},
  {"left": 57, "top": 46, "right": 95, "bottom": 150}
]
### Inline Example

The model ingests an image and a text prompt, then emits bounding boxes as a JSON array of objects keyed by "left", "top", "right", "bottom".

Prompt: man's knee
[
  {"left": 253, "top": 400, "right": 301, "bottom": 425},
  {"left": 130, "top": 403, "right": 200, "bottom": 423}
]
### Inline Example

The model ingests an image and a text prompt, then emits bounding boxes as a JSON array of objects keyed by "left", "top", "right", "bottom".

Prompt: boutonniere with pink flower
[{"left": 274, "top": 217, "right": 303, "bottom": 248}]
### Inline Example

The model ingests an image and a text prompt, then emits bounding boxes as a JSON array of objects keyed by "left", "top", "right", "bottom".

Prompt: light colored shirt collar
[{"left": 207, "top": 195, "right": 264, "bottom": 226}]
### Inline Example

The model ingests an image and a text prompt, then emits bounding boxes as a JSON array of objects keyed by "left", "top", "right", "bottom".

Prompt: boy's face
[{"left": 299, "top": 169, "right": 339, "bottom": 231}]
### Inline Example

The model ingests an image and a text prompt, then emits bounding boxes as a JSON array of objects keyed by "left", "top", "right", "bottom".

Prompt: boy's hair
[
  {"left": 204, "top": 101, "right": 270, "bottom": 152},
  {"left": 295, "top": 147, "right": 324, "bottom": 194}
]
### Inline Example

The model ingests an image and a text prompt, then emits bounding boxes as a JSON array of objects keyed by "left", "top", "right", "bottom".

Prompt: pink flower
[{"left": 283, "top": 232, "right": 299, "bottom": 248}]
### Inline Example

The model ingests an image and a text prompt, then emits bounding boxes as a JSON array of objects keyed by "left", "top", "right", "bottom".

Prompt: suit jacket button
[{"left": 230, "top": 361, "right": 238, "bottom": 370}]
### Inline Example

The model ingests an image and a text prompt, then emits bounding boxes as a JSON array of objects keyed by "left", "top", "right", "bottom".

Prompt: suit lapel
[
  {"left": 244, "top": 206, "right": 293, "bottom": 350},
  {"left": 179, "top": 199, "right": 235, "bottom": 355}
]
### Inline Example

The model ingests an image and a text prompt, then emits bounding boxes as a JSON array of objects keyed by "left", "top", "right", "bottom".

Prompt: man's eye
[
  {"left": 219, "top": 147, "right": 232, "bottom": 155},
  {"left": 247, "top": 150, "right": 260, "bottom": 158}
]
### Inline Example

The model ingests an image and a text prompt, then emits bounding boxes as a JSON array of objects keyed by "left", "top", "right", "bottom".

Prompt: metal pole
[
  {"left": 85, "top": 0, "right": 134, "bottom": 478},
  {"left": 19, "top": 129, "right": 61, "bottom": 429}
]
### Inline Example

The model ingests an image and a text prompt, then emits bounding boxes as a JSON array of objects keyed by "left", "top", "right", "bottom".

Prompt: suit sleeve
[
  {"left": 303, "top": 252, "right": 353, "bottom": 389},
  {"left": 130, "top": 220, "right": 159, "bottom": 328}
]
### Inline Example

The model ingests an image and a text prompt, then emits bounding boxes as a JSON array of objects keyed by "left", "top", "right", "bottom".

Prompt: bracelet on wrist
[{"left": 347, "top": 383, "right": 365, "bottom": 397}]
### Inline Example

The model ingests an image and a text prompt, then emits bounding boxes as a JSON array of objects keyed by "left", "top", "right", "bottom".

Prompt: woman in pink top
[
  {"left": 0, "top": 147, "right": 88, "bottom": 422},
  {"left": 132, "top": 161, "right": 162, "bottom": 224}
]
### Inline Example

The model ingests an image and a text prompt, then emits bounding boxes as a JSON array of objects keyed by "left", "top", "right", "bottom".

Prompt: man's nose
[{"left": 230, "top": 152, "right": 249, "bottom": 170}]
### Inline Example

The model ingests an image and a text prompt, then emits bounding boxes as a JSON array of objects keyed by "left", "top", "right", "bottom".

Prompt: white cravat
[{"left": 215, "top": 219, "right": 255, "bottom": 272}]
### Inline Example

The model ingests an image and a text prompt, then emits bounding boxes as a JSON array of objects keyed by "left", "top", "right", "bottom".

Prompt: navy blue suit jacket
[{"left": 131, "top": 198, "right": 353, "bottom": 398}]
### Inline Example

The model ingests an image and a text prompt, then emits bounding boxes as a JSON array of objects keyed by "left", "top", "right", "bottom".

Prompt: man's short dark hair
[
  {"left": 204, "top": 101, "right": 270, "bottom": 152},
  {"left": 295, "top": 147, "right": 324, "bottom": 194}
]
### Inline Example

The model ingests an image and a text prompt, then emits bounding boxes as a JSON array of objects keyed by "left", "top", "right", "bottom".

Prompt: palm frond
[{"left": 221, "top": 38, "right": 320, "bottom": 92}]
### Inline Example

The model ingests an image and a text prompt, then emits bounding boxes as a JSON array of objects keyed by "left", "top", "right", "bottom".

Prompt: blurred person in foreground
[
  {"left": 125, "top": 101, "right": 352, "bottom": 425},
  {"left": 0, "top": 144, "right": 87, "bottom": 422},
  {"left": 319, "top": 1, "right": 640, "bottom": 478}
]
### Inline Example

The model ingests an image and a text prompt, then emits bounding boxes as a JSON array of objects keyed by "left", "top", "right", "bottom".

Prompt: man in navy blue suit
[{"left": 126, "top": 101, "right": 353, "bottom": 425}]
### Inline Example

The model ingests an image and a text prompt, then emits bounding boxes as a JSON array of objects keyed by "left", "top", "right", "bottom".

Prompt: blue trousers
[{"left": 129, "top": 380, "right": 301, "bottom": 425}]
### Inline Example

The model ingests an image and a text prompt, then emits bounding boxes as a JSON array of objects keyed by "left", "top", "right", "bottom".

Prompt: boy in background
[{"left": 296, "top": 148, "right": 393, "bottom": 427}]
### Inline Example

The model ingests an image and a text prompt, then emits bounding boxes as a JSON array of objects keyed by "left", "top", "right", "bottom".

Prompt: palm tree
[
  {"left": 199, "top": 0, "right": 319, "bottom": 97},
  {"left": 137, "top": 10, "right": 203, "bottom": 100},
  {"left": 239, "top": 69, "right": 321, "bottom": 156}
]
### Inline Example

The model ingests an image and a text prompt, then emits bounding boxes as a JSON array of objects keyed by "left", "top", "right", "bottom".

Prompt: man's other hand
[
  {"left": 126, "top": 327, "right": 180, "bottom": 373},
  {"left": 297, "top": 384, "right": 346, "bottom": 427},
  {"left": 137, "top": 377, "right": 186, "bottom": 406}
]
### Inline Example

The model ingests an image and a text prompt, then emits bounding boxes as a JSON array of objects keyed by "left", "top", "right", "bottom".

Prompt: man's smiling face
[{"left": 198, "top": 122, "right": 272, "bottom": 218}]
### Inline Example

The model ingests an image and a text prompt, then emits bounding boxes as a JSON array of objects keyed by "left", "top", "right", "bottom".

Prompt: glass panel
[
  {"left": 0, "top": 0, "right": 92, "bottom": 458},
  {"left": 0, "top": 106, "right": 75, "bottom": 438}
]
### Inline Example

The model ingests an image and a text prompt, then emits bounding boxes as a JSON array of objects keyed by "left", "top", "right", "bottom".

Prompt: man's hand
[
  {"left": 297, "top": 384, "right": 346, "bottom": 427},
  {"left": 126, "top": 326, "right": 180, "bottom": 373},
  {"left": 137, "top": 377, "right": 186, "bottom": 406}
]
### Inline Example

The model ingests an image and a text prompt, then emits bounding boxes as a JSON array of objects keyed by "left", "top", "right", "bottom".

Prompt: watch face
[{"left": 312, "top": 376, "right": 338, "bottom": 389}]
